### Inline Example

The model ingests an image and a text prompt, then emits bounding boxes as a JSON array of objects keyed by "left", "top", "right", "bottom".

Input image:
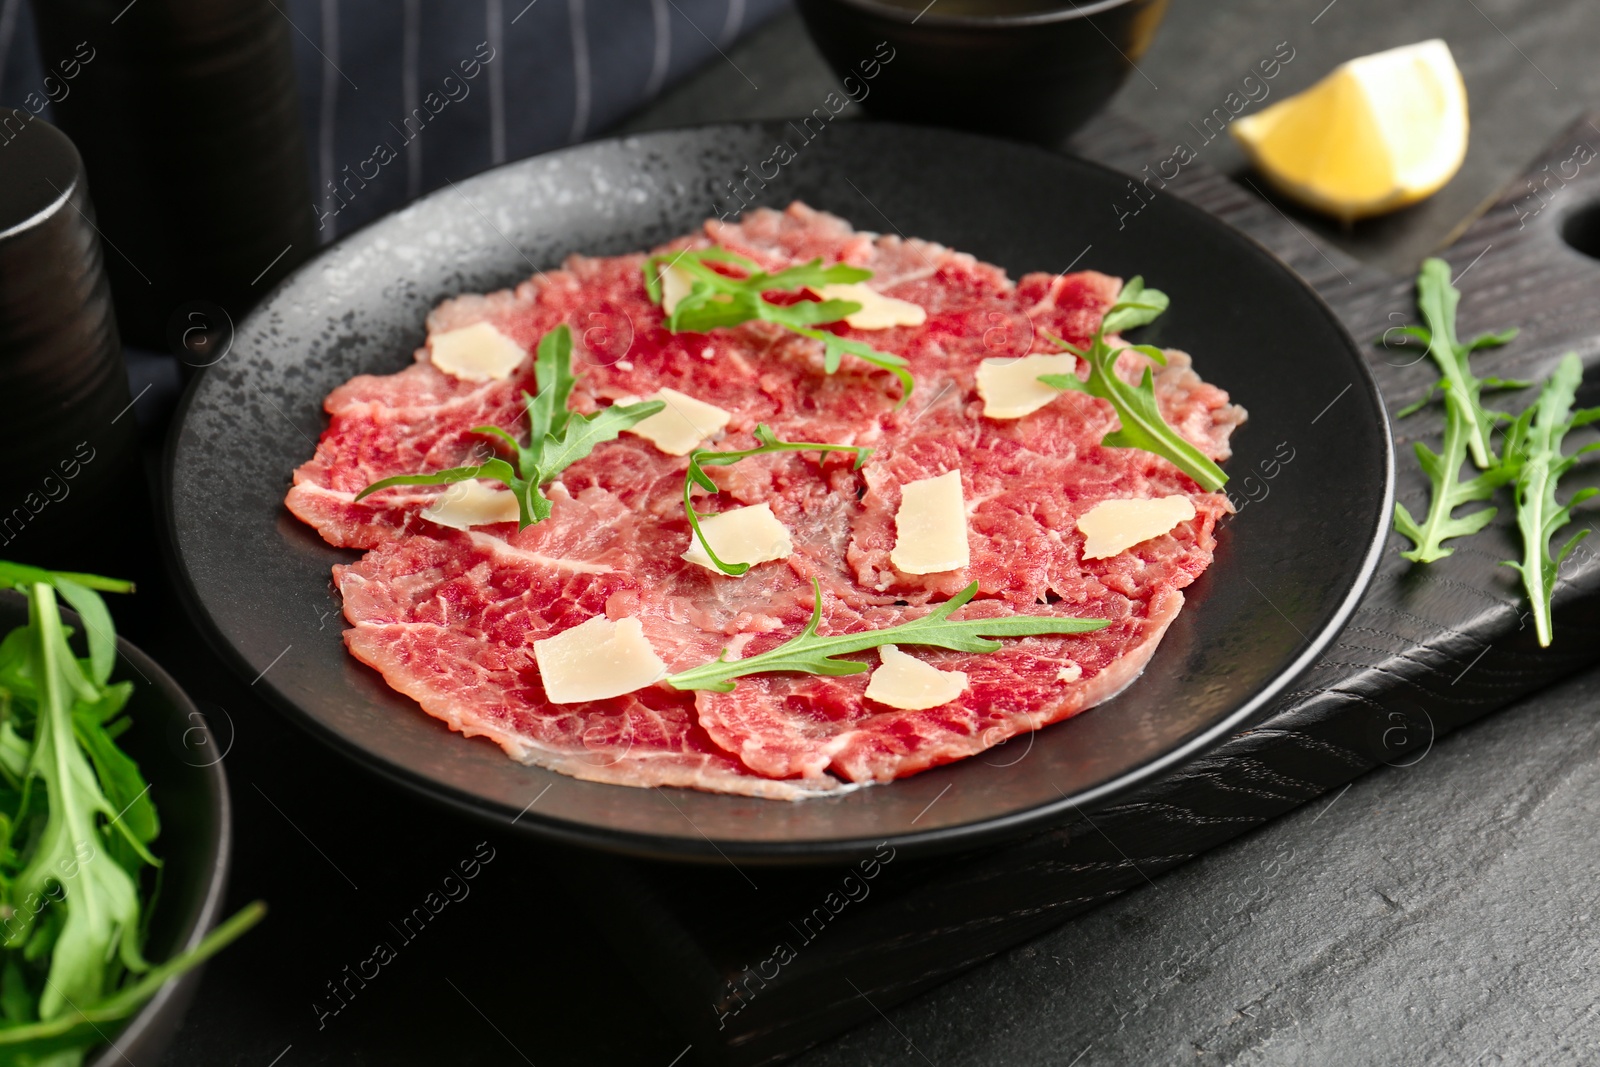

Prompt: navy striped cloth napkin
[{"left": 0, "top": 0, "right": 786, "bottom": 239}]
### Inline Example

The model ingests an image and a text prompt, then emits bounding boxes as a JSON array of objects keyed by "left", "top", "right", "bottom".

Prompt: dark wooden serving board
[{"left": 561, "top": 111, "right": 1600, "bottom": 1066}]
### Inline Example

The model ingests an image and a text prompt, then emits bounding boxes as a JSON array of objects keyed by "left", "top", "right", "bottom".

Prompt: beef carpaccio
[{"left": 286, "top": 203, "right": 1246, "bottom": 800}]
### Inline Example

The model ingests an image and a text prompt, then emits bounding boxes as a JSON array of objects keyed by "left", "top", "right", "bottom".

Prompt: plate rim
[{"left": 163, "top": 119, "right": 1395, "bottom": 864}]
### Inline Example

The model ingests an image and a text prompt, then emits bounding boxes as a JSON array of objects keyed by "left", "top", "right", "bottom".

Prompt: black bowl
[
  {"left": 795, "top": 0, "right": 1168, "bottom": 144},
  {"left": 0, "top": 593, "right": 232, "bottom": 1066}
]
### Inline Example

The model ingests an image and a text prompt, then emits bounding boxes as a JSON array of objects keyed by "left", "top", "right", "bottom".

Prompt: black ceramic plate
[{"left": 166, "top": 122, "right": 1391, "bottom": 864}]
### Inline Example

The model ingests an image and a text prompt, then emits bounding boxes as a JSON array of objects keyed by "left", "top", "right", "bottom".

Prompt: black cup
[
  {"left": 28, "top": 0, "right": 316, "bottom": 351},
  {"left": 0, "top": 110, "right": 144, "bottom": 578},
  {"left": 796, "top": 0, "right": 1169, "bottom": 145}
]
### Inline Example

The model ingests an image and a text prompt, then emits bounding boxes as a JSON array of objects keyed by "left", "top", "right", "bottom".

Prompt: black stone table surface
[{"left": 132, "top": 2, "right": 1600, "bottom": 1065}]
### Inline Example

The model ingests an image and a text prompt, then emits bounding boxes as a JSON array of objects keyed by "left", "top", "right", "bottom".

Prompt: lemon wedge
[{"left": 1231, "top": 39, "right": 1468, "bottom": 222}]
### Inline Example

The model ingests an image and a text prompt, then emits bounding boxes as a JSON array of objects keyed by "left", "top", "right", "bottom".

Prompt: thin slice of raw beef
[{"left": 287, "top": 202, "right": 1246, "bottom": 795}]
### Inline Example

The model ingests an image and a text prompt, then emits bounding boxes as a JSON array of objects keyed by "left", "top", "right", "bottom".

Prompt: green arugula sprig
[
  {"left": 1390, "top": 259, "right": 1527, "bottom": 562},
  {"left": 0, "top": 563, "right": 132, "bottom": 690},
  {"left": 642, "top": 248, "right": 915, "bottom": 407},
  {"left": 1386, "top": 258, "right": 1600, "bottom": 647},
  {"left": 1037, "top": 278, "right": 1229, "bottom": 493},
  {"left": 643, "top": 248, "right": 868, "bottom": 331},
  {"left": 12, "top": 583, "right": 152, "bottom": 1018},
  {"left": 0, "top": 900, "right": 264, "bottom": 1060},
  {"left": 356, "top": 325, "right": 664, "bottom": 527},
  {"left": 0, "top": 568, "right": 263, "bottom": 1064},
  {"left": 667, "top": 580, "right": 1108, "bottom": 693},
  {"left": 1498, "top": 353, "right": 1600, "bottom": 648},
  {"left": 1391, "top": 403, "right": 1516, "bottom": 563},
  {"left": 1391, "top": 258, "right": 1526, "bottom": 464},
  {"left": 685, "top": 426, "right": 873, "bottom": 577}
]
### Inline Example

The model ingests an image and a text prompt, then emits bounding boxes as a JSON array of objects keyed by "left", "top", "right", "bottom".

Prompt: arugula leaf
[
  {"left": 354, "top": 459, "right": 517, "bottom": 500},
  {"left": 1038, "top": 278, "right": 1229, "bottom": 492},
  {"left": 684, "top": 426, "right": 873, "bottom": 576},
  {"left": 51, "top": 580, "right": 116, "bottom": 691},
  {"left": 357, "top": 326, "right": 665, "bottom": 528},
  {"left": 667, "top": 580, "right": 1108, "bottom": 692},
  {"left": 528, "top": 323, "right": 578, "bottom": 442},
  {"left": 1403, "top": 258, "right": 1525, "bottom": 469},
  {"left": 1386, "top": 260, "right": 1600, "bottom": 645},
  {"left": 16, "top": 584, "right": 145, "bottom": 1017},
  {"left": 0, "top": 959, "right": 30, "bottom": 1025},
  {"left": 1392, "top": 409, "right": 1517, "bottom": 563},
  {"left": 0, "top": 901, "right": 264, "bottom": 1058},
  {"left": 1099, "top": 275, "right": 1169, "bottom": 333},
  {"left": 0, "top": 565, "right": 132, "bottom": 692},
  {"left": 0, "top": 568, "right": 133, "bottom": 598},
  {"left": 0, "top": 567, "right": 263, "bottom": 1063},
  {"left": 644, "top": 248, "right": 871, "bottom": 331},
  {"left": 785, "top": 325, "right": 915, "bottom": 403},
  {"left": 539, "top": 403, "right": 664, "bottom": 480},
  {"left": 1499, "top": 353, "right": 1600, "bottom": 647},
  {"left": 1388, "top": 259, "right": 1530, "bottom": 562},
  {"left": 642, "top": 249, "right": 914, "bottom": 408},
  {"left": 74, "top": 690, "right": 160, "bottom": 872}
]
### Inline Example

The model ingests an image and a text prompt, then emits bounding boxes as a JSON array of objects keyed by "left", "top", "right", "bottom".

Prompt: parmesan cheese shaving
[
  {"left": 865, "top": 644, "right": 968, "bottom": 710},
  {"left": 890, "top": 469, "right": 969, "bottom": 574},
  {"left": 420, "top": 480, "right": 521, "bottom": 530},
  {"left": 976, "top": 353, "right": 1077, "bottom": 419},
  {"left": 428, "top": 322, "right": 527, "bottom": 382},
  {"left": 533, "top": 615, "right": 667, "bottom": 704},
  {"left": 623, "top": 387, "right": 733, "bottom": 455},
  {"left": 682, "top": 503, "right": 793, "bottom": 573},
  {"left": 659, "top": 264, "right": 695, "bottom": 314},
  {"left": 1077, "top": 495, "right": 1197, "bottom": 560},
  {"left": 809, "top": 283, "right": 927, "bottom": 330},
  {"left": 658, "top": 262, "right": 739, "bottom": 319}
]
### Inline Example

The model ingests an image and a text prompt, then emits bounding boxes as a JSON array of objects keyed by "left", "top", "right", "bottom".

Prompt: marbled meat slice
[
  {"left": 336, "top": 530, "right": 842, "bottom": 799},
  {"left": 287, "top": 202, "right": 1246, "bottom": 794}
]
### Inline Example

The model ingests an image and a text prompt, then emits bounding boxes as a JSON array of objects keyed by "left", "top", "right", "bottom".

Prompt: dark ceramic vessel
[
  {"left": 164, "top": 121, "right": 1392, "bottom": 864},
  {"left": 0, "top": 112, "right": 142, "bottom": 579},
  {"left": 796, "top": 0, "right": 1169, "bottom": 144},
  {"left": 29, "top": 0, "right": 315, "bottom": 350},
  {"left": 0, "top": 594, "right": 233, "bottom": 1066}
]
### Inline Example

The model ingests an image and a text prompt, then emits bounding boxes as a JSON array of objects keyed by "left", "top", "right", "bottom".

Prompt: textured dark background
[{"left": 0, "top": 0, "right": 790, "bottom": 239}]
